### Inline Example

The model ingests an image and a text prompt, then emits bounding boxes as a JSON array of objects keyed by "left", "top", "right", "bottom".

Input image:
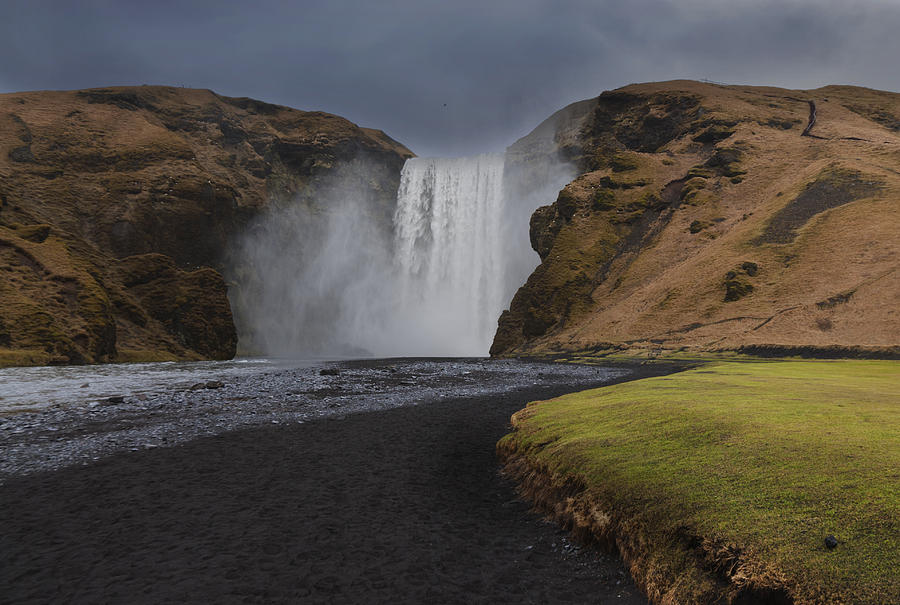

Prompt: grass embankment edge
[
  {"left": 0, "top": 348, "right": 204, "bottom": 368},
  {"left": 497, "top": 360, "right": 899, "bottom": 604},
  {"left": 497, "top": 343, "right": 900, "bottom": 365},
  {"left": 0, "top": 348, "right": 51, "bottom": 368}
]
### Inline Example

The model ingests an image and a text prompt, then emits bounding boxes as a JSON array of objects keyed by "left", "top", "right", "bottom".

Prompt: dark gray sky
[{"left": 2, "top": 0, "right": 899, "bottom": 156}]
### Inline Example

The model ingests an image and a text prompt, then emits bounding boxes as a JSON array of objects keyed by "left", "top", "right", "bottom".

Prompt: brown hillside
[
  {"left": 0, "top": 86, "right": 412, "bottom": 365},
  {"left": 492, "top": 81, "right": 900, "bottom": 357}
]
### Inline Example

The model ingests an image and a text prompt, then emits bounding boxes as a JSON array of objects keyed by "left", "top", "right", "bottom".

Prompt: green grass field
[{"left": 499, "top": 360, "right": 899, "bottom": 604}]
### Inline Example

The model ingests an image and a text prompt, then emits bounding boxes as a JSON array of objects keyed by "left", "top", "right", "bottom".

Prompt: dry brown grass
[
  {"left": 494, "top": 81, "right": 900, "bottom": 356},
  {"left": 0, "top": 85, "right": 412, "bottom": 366}
]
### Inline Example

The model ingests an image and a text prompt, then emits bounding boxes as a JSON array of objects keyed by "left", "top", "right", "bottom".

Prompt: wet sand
[{"left": 1, "top": 364, "right": 671, "bottom": 604}]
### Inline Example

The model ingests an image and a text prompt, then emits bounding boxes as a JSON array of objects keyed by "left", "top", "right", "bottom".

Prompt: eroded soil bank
[
  {"left": 497, "top": 360, "right": 899, "bottom": 605},
  {"left": 497, "top": 448, "right": 792, "bottom": 605}
]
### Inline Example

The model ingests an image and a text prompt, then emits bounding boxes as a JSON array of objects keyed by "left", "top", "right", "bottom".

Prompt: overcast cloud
[{"left": 1, "top": 0, "right": 899, "bottom": 156}]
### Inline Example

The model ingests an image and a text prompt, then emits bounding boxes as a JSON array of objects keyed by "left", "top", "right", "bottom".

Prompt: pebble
[{"left": 0, "top": 359, "right": 630, "bottom": 481}]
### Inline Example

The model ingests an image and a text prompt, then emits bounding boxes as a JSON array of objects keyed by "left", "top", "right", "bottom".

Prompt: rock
[
  {"left": 8, "top": 145, "right": 35, "bottom": 163},
  {"left": 689, "top": 220, "right": 711, "bottom": 234},
  {"left": 825, "top": 535, "right": 838, "bottom": 549},
  {"left": 740, "top": 261, "right": 759, "bottom": 277},
  {"left": 105, "top": 395, "right": 125, "bottom": 404},
  {"left": 724, "top": 275, "right": 754, "bottom": 302},
  {"left": 319, "top": 368, "right": 340, "bottom": 376},
  {"left": 491, "top": 81, "right": 900, "bottom": 357},
  {"left": 0, "top": 85, "right": 412, "bottom": 366},
  {"left": 117, "top": 257, "right": 237, "bottom": 360},
  {"left": 724, "top": 263, "right": 759, "bottom": 302},
  {"left": 204, "top": 380, "right": 224, "bottom": 389}
]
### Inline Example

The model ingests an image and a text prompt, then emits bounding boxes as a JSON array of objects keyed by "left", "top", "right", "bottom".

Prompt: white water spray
[
  {"left": 235, "top": 152, "right": 572, "bottom": 357},
  {"left": 392, "top": 154, "right": 506, "bottom": 354}
]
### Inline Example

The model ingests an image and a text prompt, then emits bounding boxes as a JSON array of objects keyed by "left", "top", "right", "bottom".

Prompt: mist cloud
[{"left": 233, "top": 151, "right": 574, "bottom": 358}]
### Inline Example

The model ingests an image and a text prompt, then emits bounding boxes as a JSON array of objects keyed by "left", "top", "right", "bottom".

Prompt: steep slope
[
  {"left": 492, "top": 80, "right": 900, "bottom": 357},
  {"left": 0, "top": 86, "right": 412, "bottom": 365}
]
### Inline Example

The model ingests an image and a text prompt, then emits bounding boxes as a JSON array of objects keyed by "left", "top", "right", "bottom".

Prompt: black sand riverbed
[{"left": 1, "top": 363, "right": 671, "bottom": 604}]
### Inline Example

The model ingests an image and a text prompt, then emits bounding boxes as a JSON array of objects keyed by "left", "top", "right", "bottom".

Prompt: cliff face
[
  {"left": 0, "top": 86, "right": 412, "bottom": 365},
  {"left": 492, "top": 81, "right": 900, "bottom": 357}
]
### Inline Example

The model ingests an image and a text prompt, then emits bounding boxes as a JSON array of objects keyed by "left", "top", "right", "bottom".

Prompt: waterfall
[
  {"left": 392, "top": 154, "right": 506, "bottom": 355},
  {"left": 235, "top": 151, "right": 573, "bottom": 358}
]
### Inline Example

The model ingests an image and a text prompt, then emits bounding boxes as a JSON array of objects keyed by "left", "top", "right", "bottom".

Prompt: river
[
  {"left": 0, "top": 357, "right": 628, "bottom": 481},
  {"left": 1, "top": 357, "right": 655, "bottom": 604}
]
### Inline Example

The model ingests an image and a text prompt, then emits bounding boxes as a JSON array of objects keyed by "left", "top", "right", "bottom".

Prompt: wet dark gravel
[{"left": 0, "top": 358, "right": 672, "bottom": 604}]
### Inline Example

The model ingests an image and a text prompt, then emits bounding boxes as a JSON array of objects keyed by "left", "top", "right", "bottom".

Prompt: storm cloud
[{"left": 1, "top": 0, "right": 899, "bottom": 156}]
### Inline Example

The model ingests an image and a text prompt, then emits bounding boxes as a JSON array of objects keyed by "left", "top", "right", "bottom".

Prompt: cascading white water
[
  {"left": 235, "top": 150, "right": 573, "bottom": 358},
  {"left": 392, "top": 154, "right": 506, "bottom": 355}
]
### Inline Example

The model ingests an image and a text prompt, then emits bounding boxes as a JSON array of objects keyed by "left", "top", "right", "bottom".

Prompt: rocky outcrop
[
  {"left": 492, "top": 81, "right": 900, "bottom": 356},
  {"left": 0, "top": 86, "right": 412, "bottom": 365}
]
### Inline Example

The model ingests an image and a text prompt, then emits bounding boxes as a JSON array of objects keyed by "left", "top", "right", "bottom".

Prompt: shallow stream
[{"left": 0, "top": 357, "right": 627, "bottom": 481}]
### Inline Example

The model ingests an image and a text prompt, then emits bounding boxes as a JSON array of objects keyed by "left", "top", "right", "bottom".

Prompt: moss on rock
[
  {"left": 705, "top": 147, "right": 745, "bottom": 178},
  {"left": 689, "top": 220, "right": 711, "bottom": 234},
  {"left": 0, "top": 85, "right": 412, "bottom": 366},
  {"left": 723, "top": 262, "right": 760, "bottom": 302},
  {"left": 492, "top": 81, "right": 900, "bottom": 357}
]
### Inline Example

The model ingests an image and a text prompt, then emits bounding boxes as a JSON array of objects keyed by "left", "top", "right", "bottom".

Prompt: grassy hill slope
[
  {"left": 0, "top": 86, "right": 411, "bottom": 365},
  {"left": 492, "top": 81, "right": 899, "bottom": 357}
]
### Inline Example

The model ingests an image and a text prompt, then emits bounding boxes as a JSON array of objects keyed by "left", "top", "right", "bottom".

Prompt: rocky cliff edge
[
  {"left": 492, "top": 80, "right": 899, "bottom": 357},
  {"left": 0, "top": 86, "right": 412, "bottom": 365}
]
